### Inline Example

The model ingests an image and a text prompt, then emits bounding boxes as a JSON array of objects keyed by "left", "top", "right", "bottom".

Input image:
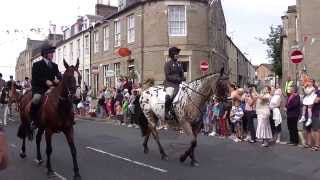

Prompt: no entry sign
[
  {"left": 200, "top": 60, "right": 209, "bottom": 72},
  {"left": 290, "top": 50, "right": 303, "bottom": 64}
]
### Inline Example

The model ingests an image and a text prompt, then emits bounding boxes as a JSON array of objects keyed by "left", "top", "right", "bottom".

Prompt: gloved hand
[{"left": 46, "top": 80, "right": 53, "bottom": 87}]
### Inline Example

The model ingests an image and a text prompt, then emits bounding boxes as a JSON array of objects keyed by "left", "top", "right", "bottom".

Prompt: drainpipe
[{"left": 140, "top": 3, "right": 145, "bottom": 85}]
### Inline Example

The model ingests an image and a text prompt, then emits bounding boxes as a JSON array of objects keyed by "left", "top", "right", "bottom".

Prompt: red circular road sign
[
  {"left": 200, "top": 60, "right": 209, "bottom": 72},
  {"left": 117, "top": 48, "right": 131, "bottom": 57},
  {"left": 290, "top": 50, "right": 303, "bottom": 64}
]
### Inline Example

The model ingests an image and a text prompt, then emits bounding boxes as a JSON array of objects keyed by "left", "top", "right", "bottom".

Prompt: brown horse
[{"left": 17, "top": 59, "right": 82, "bottom": 180}]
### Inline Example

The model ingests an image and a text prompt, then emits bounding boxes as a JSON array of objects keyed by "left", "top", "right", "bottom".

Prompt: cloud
[{"left": 222, "top": 0, "right": 295, "bottom": 65}]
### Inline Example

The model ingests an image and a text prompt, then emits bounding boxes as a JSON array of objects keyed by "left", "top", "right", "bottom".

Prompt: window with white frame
[
  {"left": 70, "top": 42, "right": 73, "bottom": 64},
  {"left": 127, "top": 15, "right": 135, "bottom": 43},
  {"left": 103, "top": 64, "right": 112, "bottom": 87},
  {"left": 168, "top": 5, "right": 186, "bottom": 36},
  {"left": 114, "top": 63, "right": 120, "bottom": 88},
  {"left": 63, "top": 46, "right": 66, "bottom": 59},
  {"left": 85, "top": 35, "right": 89, "bottom": 54},
  {"left": 85, "top": 69, "right": 90, "bottom": 85},
  {"left": 77, "top": 39, "right": 80, "bottom": 59},
  {"left": 94, "top": 31, "right": 99, "bottom": 53},
  {"left": 114, "top": 21, "right": 121, "bottom": 47},
  {"left": 103, "top": 26, "right": 110, "bottom": 51}
]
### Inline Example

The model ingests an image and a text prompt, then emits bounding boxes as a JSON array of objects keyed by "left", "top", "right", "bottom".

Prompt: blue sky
[{"left": 0, "top": 0, "right": 295, "bottom": 79}]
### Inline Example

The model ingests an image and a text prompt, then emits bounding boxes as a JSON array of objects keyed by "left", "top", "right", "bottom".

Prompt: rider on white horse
[{"left": 164, "top": 47, "right": 186, "bottom": 121}]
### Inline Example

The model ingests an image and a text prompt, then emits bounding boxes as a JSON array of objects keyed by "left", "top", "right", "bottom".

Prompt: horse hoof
[
  {"left": 35, "top": 159, "right": 43, "bottom": 165},
  {"left": 191, "top": 161, "right": 200, "bottom": 167},
  {"left": 143, "top": 148, "right": 149, "bottom": 154},
  {"left": 161, "top": 154, "right": 168, "bottom": 160},
  {"left": 47, "top": 171, "right": 56, "bottom": 178},
  {"left": 179, "top": 155, "right": 187, "bottom": 163},
  {"left": 73, "top": 175, "right": 82, "bottom": 180},
  {"left": 19, "top": 152, "right": 26, "bottom": 159}
]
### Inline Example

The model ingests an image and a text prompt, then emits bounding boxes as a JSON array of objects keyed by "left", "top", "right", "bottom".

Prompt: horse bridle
[{"left": 59, "top": 69, "right": 82, "bottom": 101}]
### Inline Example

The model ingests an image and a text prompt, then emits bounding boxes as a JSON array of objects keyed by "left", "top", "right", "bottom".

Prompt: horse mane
[{"left": 142, "top": 78, "right": 155, "bottom": 90}]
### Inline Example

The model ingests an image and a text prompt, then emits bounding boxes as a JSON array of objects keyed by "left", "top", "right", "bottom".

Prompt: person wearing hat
[
  {"left": 164, "top": 47, "right": 186, "bottom": 121},
  {"left": 30, "top": 44, "right": 61, "bottom": 130}
]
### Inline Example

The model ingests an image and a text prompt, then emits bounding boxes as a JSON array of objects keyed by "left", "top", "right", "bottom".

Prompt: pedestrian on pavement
[
  {"left": 0, "top": 126, "right": 8, "bottom": 171},
  {"left": 310, "top": 84, "right": 320, "bottom": 151},
  {"left": 256, "top": 86, "right": 273, "bottom": 147},
  {"left": 299, "top": 78, "right": 316, "bottom": 127},
  {"left": 284, "top": 75, "right": 293, "bottom": 97},
  {"left": 230, "top": 99, "right": 244, "bottom": 142},
  {"left": 270, "top": 86, "right": 283, "bottom": 143},
  {"left": 286, "top": 86, "right": 300, "bottom": 146},
  {"left": 243, "top": 86, "right": 258, "bottom": 143}
]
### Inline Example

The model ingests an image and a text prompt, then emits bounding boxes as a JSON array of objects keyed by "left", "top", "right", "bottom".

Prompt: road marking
[
  {"left": 54, "top": 172, "right": 67, "bottom": 180},
  {"left": 10, "top": 144, "right": 17, "bottom": 148},
  {"left": 86, "top": 146, "right": 168, "bottom": 173}
]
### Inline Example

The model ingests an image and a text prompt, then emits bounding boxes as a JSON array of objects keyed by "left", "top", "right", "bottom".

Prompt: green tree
[{"left": 257, "top": 25, "right": 283, "bottom": 78}]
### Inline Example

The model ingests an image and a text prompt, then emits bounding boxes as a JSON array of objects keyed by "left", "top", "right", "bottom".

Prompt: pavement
[{"left": 1, "top": 107, "right": 320, "bottom": 180}]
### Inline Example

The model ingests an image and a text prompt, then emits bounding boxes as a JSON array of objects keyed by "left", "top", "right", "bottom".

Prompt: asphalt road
[{"left": 0, "top": 107, "right": 320, "bottom": 180}]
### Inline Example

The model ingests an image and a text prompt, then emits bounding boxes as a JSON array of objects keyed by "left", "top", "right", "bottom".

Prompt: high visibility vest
[{"left": 285, "top": 80, "right": 293, "bottom": 93}]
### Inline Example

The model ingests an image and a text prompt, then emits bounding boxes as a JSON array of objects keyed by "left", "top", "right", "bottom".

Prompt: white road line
[
  {"left": 54, "top": 172, "right": 67, "bottom": 180},
  {"left": 10, "top": 144, "right": 17, "bottom": 148},
  {"left": 86, "top": 146, "right": 168, "bottom": 173}
]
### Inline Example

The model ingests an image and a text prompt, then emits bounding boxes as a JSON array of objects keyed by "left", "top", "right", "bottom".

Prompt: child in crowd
[
  {"left": 299, "top": 78, "right": 317, "bottom": 126},
  {"left": 122, "top": 94, "right": 130, "bottom": 125},
  {"left": 203, "top": 101, "right": 213, "bottom": 135},
  {"left": 209, "top": 98, "right": 219, "bottom": 136},
  {"left": 230, "top": 100, "right": 244, "bottom": 142},
  {"left": 115, "top": 101, "right": 123, "bottom": 125},
  {"left": 106, "top": 98, "right": 113, "bottom": 119}
]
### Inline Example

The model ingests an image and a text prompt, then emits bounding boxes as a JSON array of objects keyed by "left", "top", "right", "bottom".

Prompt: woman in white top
[
  {"left": 256, "top": 86, "right": 273, "bottom": 147},
  {"left": 269, "top": 88, "right": 282, "bottom": 143}
]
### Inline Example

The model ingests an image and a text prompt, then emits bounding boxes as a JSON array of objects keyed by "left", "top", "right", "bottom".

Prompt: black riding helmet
[
  {"left": 41, "top": 44, "right": 56, "bottom": 57},
  {"left": 168, "top": 47, "right": 181, "bottom": 59}
]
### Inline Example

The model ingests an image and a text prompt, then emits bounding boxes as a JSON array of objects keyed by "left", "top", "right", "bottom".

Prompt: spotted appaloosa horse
[
  {"left": 135, "top": 68, "right": 230, "bottom": 166},
  {"left": 17, "top": 59, "right": 82, "bottom": 180}
]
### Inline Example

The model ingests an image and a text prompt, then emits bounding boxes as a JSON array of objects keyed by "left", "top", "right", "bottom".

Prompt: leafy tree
[{"left": 257, "top": 25, "right": 283, "bottom": 78}]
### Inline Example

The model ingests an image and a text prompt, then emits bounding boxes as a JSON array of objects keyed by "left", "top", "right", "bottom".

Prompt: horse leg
[
  {"left": 179, "top": 122, "right": 198, "bottom": 166},
  {"left": 36, "top": 128, "right": 44, "bottom": 165},
  {"left": 150, "top": 127, "right": 168, "bottom": 160},
  {"left": 20, "top": 137, "right": 27, "bottom": 158},
  {"left": 64, "top": 128, "right": 81, "bottom": 180},
  {"left": 143, "top": 129, "right": 151, "bottom": 154},
  {"left": 45, "top": 129, "right": 55, "bottom": 177}
]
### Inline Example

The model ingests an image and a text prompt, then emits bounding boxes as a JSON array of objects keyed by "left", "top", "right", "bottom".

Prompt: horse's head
[
  {"left": 61, "top": 59, "right": 81, "bottom": 101},
  {"left": 214, "top": 67, "right": 231, "bottom": 102}
]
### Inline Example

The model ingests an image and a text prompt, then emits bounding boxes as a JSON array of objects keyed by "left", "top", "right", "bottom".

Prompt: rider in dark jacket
[
  {"left": 164, "top": 47, "right": 185, "bottom": 120},
  {"left": 30, "top": 44, "right": 61, "bottom": 129}
]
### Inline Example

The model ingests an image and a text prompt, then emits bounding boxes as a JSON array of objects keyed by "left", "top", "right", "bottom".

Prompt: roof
[
  {"left": 287, "top": 5, "right": 297, "bottom": 13},
  {"left": 85, "top": 14, "right": 104, "bottom": 21},
  {"left": 258, "top": 63, "right": 274, "bottom": 72}
]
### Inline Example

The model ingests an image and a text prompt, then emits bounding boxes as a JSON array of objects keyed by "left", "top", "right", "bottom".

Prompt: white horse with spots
[{"left": 135, "top": 68, "right": 230, "bottom": 166}]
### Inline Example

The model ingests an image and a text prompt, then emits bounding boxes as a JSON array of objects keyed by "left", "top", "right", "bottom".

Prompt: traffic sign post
[{"left": 290, "top": 50, "right": 304, "bottom": 86}]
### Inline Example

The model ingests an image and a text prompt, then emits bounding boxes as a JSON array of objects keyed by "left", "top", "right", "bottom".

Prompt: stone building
[
  {"left": 226, "top": 36, "right": 255, "bottom": 86},
  {"left": 255, "top": 63, "right": 275, "bottom": 88},
  {"left": 90, "top": 0, "right": 228, "bottom": 95},
  {"left": 282, "top": 0, "right": 320, "bottom": 84}
]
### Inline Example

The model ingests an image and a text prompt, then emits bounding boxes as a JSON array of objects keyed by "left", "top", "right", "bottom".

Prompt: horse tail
[{"left": 133, "top": 95, "right": 149, "bottom": 137}]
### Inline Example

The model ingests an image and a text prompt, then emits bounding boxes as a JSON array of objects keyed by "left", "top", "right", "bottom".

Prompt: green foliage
[{"left": 258, "top": 25, "right": 283, "bottom": 78}]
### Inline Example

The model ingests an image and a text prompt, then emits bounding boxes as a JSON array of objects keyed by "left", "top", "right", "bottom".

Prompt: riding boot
[
  {"left": 30, "top": 103, "right": 40, "bottom": 130},
  {"left": 165, "top": 95, "right": 172, "bottom": 121}
]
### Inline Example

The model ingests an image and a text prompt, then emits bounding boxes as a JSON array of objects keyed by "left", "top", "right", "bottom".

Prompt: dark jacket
[
  {"left": 31, "top": 59, "right": 61, "bottom": 94},
  {"left": 286, "top": 93, "right": 301, "bottom": 118},
  {"left": 164, "top": 59, "right": 185, "bottom": 89}
]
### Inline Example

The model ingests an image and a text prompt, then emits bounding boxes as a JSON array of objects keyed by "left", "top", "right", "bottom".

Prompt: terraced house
[{"left": 89, "top": 0, "right": 228, "bottom": 95}]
